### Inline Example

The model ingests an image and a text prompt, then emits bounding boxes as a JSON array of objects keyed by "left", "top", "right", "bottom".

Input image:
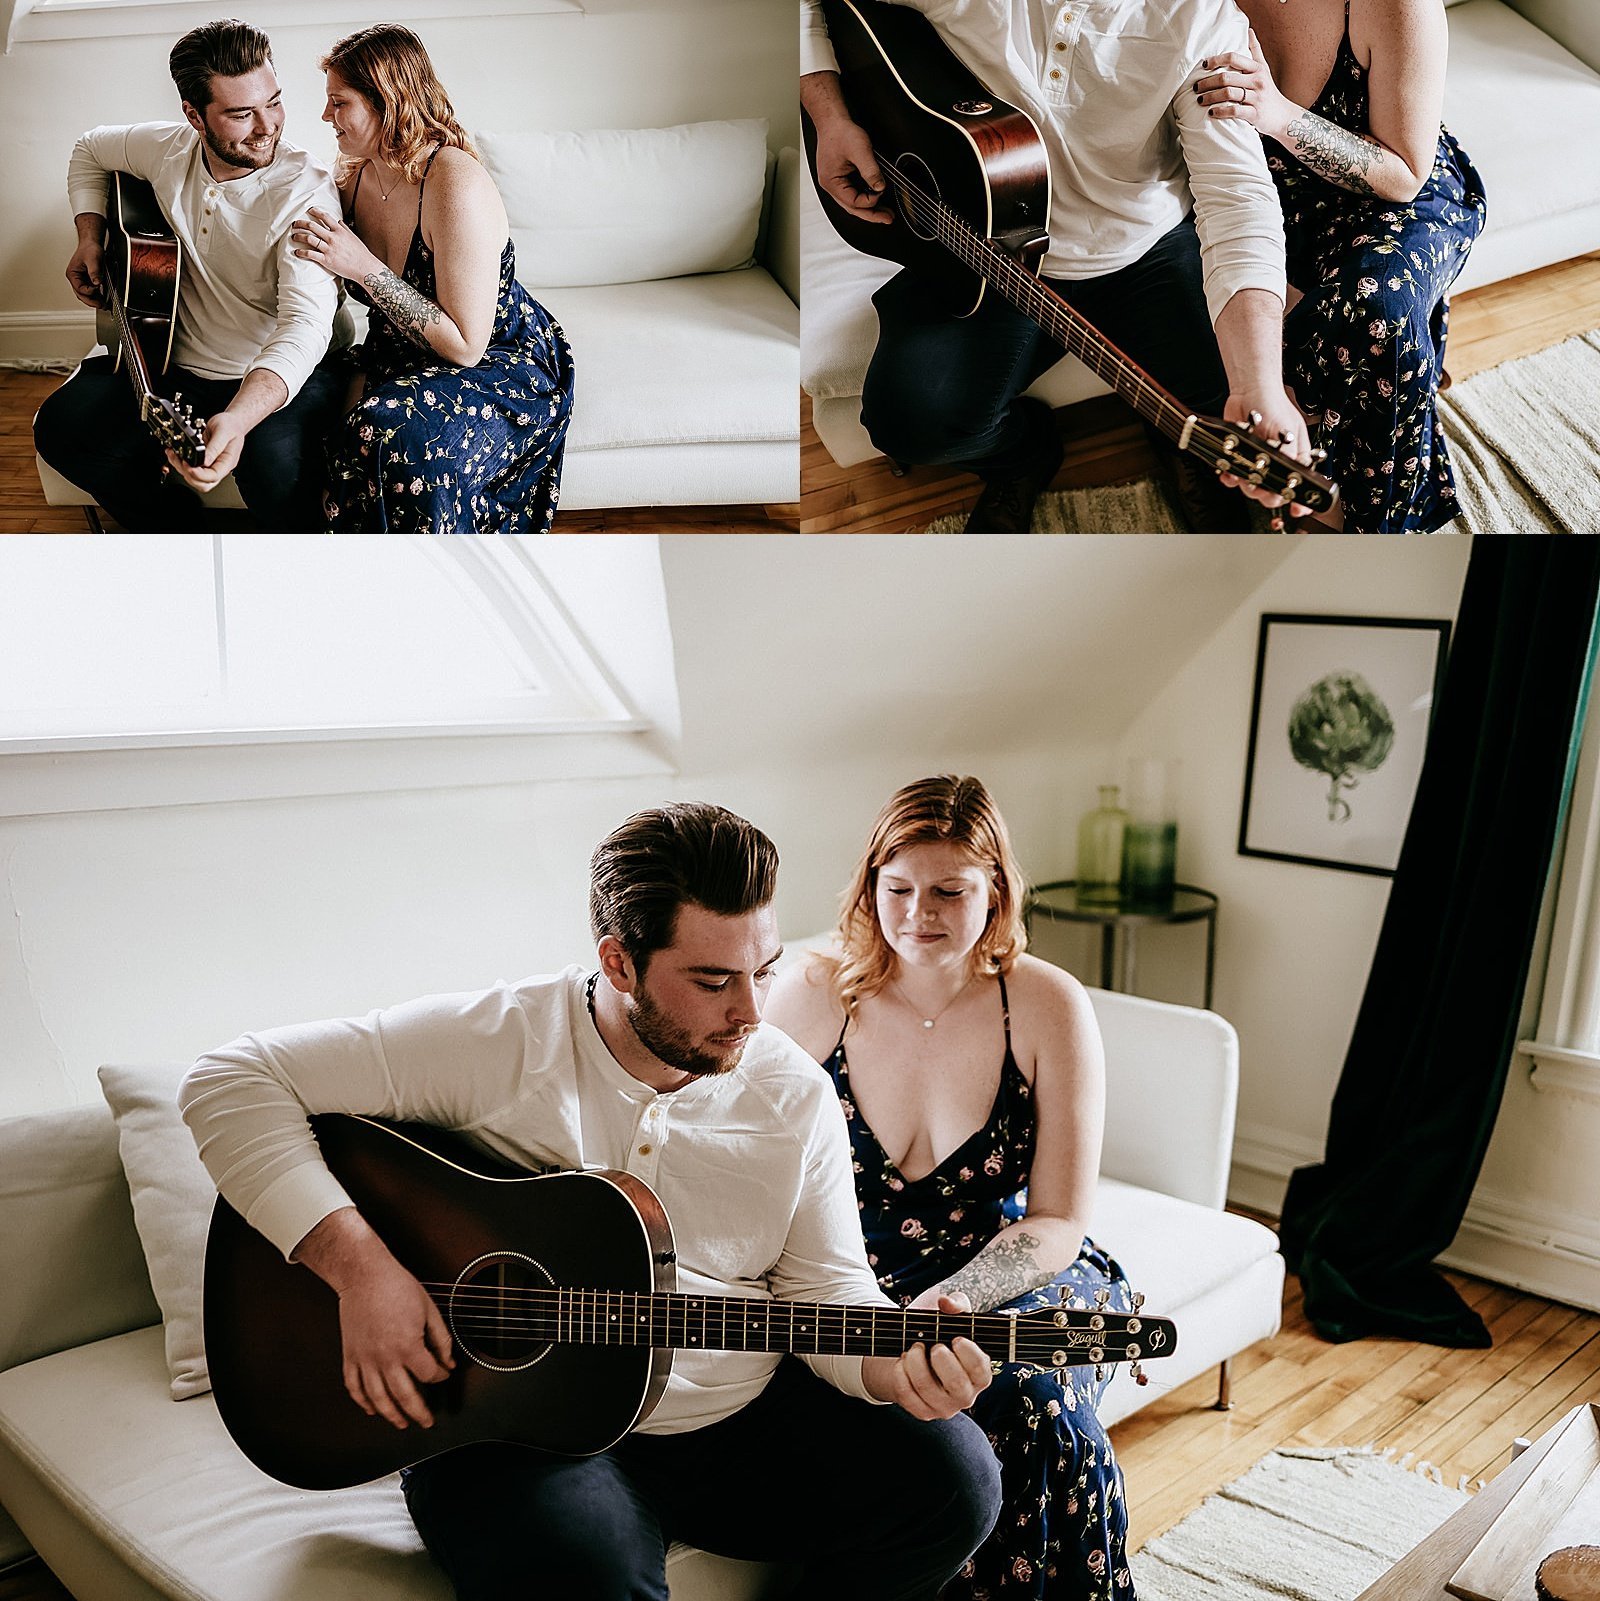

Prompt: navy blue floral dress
[
  {"left": 326, "top": 153, "right": 575, "bottom": 535},
  {"left": 825, "top": 976, "right": 1136, "bottom": 1600},
  {"left": 1269, "top": 5, "right": 1486, "bottom": 534}
]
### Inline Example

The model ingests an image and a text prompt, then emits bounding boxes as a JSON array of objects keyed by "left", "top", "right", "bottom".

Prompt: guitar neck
[
  {"left": 110, "top": 288, "right": 156, "bottom": 419},
  {"left": 439, "top": 1285, "right": 1143, "bottom": 1367},
  {"left": 881, "top": 157, "right": 1197, "bottom": 446}
]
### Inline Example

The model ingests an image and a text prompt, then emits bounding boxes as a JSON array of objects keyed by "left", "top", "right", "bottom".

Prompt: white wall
[{"left": 0, "top": 0, "right": 795, "bottom": 350}]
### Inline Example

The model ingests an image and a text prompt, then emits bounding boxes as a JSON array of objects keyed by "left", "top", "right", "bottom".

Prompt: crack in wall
[{"left": 4, "top": 844, "right": 72, "bottom": 1095}]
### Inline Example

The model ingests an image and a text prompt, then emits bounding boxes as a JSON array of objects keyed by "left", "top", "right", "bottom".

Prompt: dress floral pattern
[
  {"left": 1269, "top": 6, "right": 1486, "bottom": 534},
  {"left": 824, "top": 976, "right": 1135, "bottom": 1600},
  {"left": 325, "top": 156, "right": 575, "bottom": 535}
]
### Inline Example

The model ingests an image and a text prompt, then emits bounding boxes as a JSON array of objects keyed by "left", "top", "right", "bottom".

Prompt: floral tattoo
[
  {"left": 941, "top": 1229, "right": 1054, "bottom": 1314},
  {"left": 362, "top": 268, "right": 443, "bottom": 349},
  {"left": 1286, "top": 112, "right": 1383, "bottom": 197}
]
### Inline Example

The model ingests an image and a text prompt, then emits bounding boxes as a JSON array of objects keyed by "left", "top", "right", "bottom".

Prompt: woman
[
  {"left": 290, "top": 26, "right": 574, "bottom": 534},
  {"left": 1194, "top": 0, "right": 1485, "bottom": 535},
  {"left": 766, "top": 776, "right": 1135, "bottom": 1601}
]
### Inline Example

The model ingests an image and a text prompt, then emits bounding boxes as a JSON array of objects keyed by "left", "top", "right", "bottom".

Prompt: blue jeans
[
  {"left": 402, "top": 1358, "right": 1002, "bottom": 1601},
  {"left": 33, "top": 352, "right": 345, "bottom": 532},
  {"left": 861, "top": 216, "right": 1229, "bottom": 476}
]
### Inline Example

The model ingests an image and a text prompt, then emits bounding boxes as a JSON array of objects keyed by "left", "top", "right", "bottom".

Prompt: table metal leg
[
  {"left": 1204, "top": 911, "right": 1216, "bottom": 1011},
  {"left": 1100, "top": 924, "right": 1116, "bottom": 991}
]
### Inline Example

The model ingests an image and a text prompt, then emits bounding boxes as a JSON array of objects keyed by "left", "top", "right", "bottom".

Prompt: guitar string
[{"left": 871, "top": 153, "right": 1323, "bottom": 503}]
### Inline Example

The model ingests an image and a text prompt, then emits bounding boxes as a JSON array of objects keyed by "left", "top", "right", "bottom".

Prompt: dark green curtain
[{"left": 1279, "top": 539, "right": 1600, "bottom": 1348}]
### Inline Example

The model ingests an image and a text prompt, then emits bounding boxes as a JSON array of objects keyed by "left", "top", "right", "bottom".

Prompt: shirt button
[
  {"left": 1054, "top": 39, "right": 1068, "bottom": 50},
  {"left": 638, "top": 1143, "right": 652, "bottom": 1156},
  {"left": 1049, "top": 67, "right": 1063, "bottom": 78}
]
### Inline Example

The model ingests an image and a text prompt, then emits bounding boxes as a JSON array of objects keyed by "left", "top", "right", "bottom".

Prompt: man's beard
[
  {"left": 627, "top": 983, "right": 748, "bottom": 1079},
  {"left": 203, "top": 123, "right": 279, "bottom": 172}
]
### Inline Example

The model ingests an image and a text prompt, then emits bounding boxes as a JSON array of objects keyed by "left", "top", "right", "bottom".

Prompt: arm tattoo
[
  {"left": 1285, "top": 111, "right": 1383, "bottom": 197},
  {"left": 361, "top": 268, "right": 443, "bottom": 349},
  {"left": 940, "top": 1229, "right": 1055, "bottom": 1314}
]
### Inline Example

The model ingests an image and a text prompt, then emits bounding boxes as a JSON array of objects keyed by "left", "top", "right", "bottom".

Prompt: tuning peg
[
  {"left": 1130, "top": 1361, "right": 1148, "bottom": 1386},
  {"left": 1094, "top": 1363, "right": 1107, "bottom": 1383},
  {"left": 1310, "top": 447, "right": 1329, "bottom": 463},
  {"left": 1130, "top": 1292, "right": 1145, "bottom": 1312},
  {"left": 1093, "top": 1288, "right": 1111, "bottom": 1309}
]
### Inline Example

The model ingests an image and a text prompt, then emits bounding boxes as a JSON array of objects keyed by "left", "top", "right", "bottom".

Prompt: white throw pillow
[
  {"left": 476, "top": 118, "right": 769, "bottom": 288},
  {"left": 97, "top": 1062, "right": 216, "bottom": 1400}
]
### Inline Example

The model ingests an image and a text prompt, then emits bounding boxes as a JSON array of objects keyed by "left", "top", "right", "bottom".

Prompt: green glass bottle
[{"left": 1077, "top": 786, "right": 1128, "bottom": 906}]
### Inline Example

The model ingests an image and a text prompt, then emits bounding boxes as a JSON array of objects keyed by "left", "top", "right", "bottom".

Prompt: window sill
[
  {"left": 1518, "top": 1039, "right": 1600, "bottom": 1106},
  {"left": 10, "top": 0, "right": 581, "bottom": 47},
  {"left": 0, "top": 722, "right": 672, "bottom": 818}
]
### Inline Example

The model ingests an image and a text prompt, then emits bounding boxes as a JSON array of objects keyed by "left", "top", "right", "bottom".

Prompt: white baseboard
[
  {"left": 0, "top": 312, "right": 94, "bottom": 367},
  {"left": 1228, "top": 1120, "right": 1600, "bottom": 1314}
]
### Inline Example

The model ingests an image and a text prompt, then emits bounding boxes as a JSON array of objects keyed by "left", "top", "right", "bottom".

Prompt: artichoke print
[{"left": 1287, "top": 672, "right": 1396, "bottom": 822}]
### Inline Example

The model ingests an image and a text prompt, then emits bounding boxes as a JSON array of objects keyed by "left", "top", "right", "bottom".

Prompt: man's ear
[
  {"left": 596, "top": 935, "right": 638, "bottom": 996},
  {"left": 180, "top": 99, "right": 207, "bottom": 137}
]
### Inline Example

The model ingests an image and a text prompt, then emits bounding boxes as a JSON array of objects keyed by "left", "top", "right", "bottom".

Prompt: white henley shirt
[
  {"left": 802, "top": 0, "right": 1287, "bottom": 322},
  {"left": 180, "top": 967, "right": 890, "bottom": 1433},
  {"left": 68, "top": 122, "right": 342, "bottom": 404}
]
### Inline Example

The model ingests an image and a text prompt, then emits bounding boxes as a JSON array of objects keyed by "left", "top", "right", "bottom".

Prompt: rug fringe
[{"left": 1280, "top": 1441, "right": 1484, "bottom": 1494}]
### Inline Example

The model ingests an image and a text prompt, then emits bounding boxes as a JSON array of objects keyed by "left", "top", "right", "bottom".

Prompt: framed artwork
[{"left": 1238, "top": 613, "right": 1451, "bottom": 877}]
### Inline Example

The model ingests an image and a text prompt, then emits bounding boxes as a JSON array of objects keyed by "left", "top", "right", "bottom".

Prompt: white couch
[
  {"left": 38, "top": 118, "right": 800, "bottom": 524},
  {"left": 0, "top": 987, "right": 1282, "bottom": 1601},
  {"left": 803, "top": 0, "right": 1600, "bottom": 467}
]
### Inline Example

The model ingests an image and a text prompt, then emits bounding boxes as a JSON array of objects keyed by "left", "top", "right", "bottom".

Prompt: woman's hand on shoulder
[
  {"left": 1194, "top": 30, "right": 1296, "bottom": 142},
  {"left": 290, "top": 205, "right": 384, "bottom": 284},
  {"left": 765, "top": 953, "right": 845, "bottom": 1063}
]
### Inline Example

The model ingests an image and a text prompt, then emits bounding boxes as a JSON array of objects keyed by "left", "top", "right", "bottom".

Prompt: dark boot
[{"left": 962, "top": 400, "right": 1064, "bottom": 535}]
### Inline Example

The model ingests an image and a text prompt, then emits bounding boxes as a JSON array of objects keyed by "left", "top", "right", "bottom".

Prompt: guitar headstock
[
  {"left": 1189, "top": 416, "right": 1339, "bottom": 516},
  {"left": 1007, "top": 1288, "right": 1177, "bottom": 1383},
  {"left": 148, "top": 393, "right": 207, "bottom": 467}
]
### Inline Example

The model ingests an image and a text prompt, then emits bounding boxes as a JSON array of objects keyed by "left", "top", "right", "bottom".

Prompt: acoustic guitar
[
  {"left": 804, "top": 0, "right": 1337, "bottom": 514},
  {"left": 204, "top": 1113, "right": 1178, "bottom": 1490},
  {"left": 96, "top": 171, "right": 206, "bottom": 467}
]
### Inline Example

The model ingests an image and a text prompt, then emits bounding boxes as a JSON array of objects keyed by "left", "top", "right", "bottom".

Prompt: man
[
  {"left": 34, "top": 19, "right": 346, "bottom": 533},
  {"left": 180, "top": 803, "right": 1002, "bottom": 1601},
  {"left": 802, "top": 0, "right": 1313, "bottom": 533}
]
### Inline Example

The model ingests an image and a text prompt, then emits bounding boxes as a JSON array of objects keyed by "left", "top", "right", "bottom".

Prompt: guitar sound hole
[
  {"left": 449, "top": 1251, "right": 554, "bottom": 1373},
  {"left": 894, "top": 152, "right": 941, "bottom": 242}
]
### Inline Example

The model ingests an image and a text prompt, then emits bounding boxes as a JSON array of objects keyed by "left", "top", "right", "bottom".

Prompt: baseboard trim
[
  {"left": 0, "top": 312, "right": 94, "bottom": 367},
  {"left": 1228, "top": 1120, "right": 1600, "bottom": 1314}
]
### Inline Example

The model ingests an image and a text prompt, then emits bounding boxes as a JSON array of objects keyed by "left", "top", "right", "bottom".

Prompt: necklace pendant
[{"left": 923, "top": 1018, "right": 935, "bottom": 1029}]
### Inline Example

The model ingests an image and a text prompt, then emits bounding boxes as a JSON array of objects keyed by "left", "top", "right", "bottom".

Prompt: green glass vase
[{"left": 1077, "top": 785, "right": 1128, "bottom": 906}]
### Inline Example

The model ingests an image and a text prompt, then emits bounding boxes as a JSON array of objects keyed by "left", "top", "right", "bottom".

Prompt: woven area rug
[
  {"left": 923, "top": 328, "right": 1600, "bottom": 534},
  {"left": 1130, "top": 1447, "right": 1473, "bottom": 1601}
]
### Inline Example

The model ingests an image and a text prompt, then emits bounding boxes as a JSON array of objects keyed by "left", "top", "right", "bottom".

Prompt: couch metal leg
[
  {"left": 1213, "top": 1358, "right": 1233, "bottom": 1411},
  {"left": 82, "top": 506, "right": 104, "bottom": 533}
]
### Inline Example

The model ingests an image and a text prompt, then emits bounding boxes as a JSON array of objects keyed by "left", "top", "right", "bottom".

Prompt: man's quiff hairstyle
[
  {"left": 169, "top": 19, "right": 274, "bottom": 113},
  {"left": 590, "top": 804, "right": 778, "bottom": 974}
]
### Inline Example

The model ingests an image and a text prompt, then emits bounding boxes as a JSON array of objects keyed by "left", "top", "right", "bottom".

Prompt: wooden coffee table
[{"left": 1356, "top": 1406, "right": 1589, "bottom": 1600}]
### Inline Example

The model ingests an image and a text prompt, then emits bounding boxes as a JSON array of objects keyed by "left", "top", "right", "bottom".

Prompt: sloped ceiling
[{"left": 661, "top": 538, "right": 1298, "bottom": 766}]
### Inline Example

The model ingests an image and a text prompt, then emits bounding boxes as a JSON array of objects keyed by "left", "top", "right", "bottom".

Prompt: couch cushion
[
  {"left": 1443, "top": 0, "right": 1600, "bottom": 289},
  {"left": 540, "top": 270, "right": 798, "bottom": 454},
  {"left": 0, "top": 1327, "right": 784, "bottom": 1601},
  {"left": 97, "top": 1065, "right": 217, "bottom": 1401},
  {"left": 1089, "top": 1178, "right": 1280, "bottom": 1311},
  {"left": 479, "top": 120, "right": 770, "bottom": 288}
]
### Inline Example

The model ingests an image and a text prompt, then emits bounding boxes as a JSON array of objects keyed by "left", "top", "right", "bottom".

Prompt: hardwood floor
[
  {"left": 0, "top": 370, "right": 799, "bottom": 534},
  {"left": 799, "top": 251, "right": 1600, "bottom": 534},
  {"left": 3, "top": 1262, "right": 1596, "bottom": 1599}
]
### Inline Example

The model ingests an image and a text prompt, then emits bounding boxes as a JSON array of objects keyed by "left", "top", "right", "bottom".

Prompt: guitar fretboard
[{"left": 433, "top": 1284, "right": 1146, "bottom": 1366}]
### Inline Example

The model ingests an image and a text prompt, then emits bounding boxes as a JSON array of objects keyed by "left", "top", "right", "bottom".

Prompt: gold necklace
[
  {"left": 372, "top": 161, "right": 404, "bottom": 202},
  {"left": 890, "top": 973, "right": 973, "bottom": 1030}
]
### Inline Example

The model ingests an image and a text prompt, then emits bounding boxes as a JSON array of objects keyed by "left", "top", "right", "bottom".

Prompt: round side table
[{"left": 1024, "top": 881, "right": 1218, "bottom": 1009}]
